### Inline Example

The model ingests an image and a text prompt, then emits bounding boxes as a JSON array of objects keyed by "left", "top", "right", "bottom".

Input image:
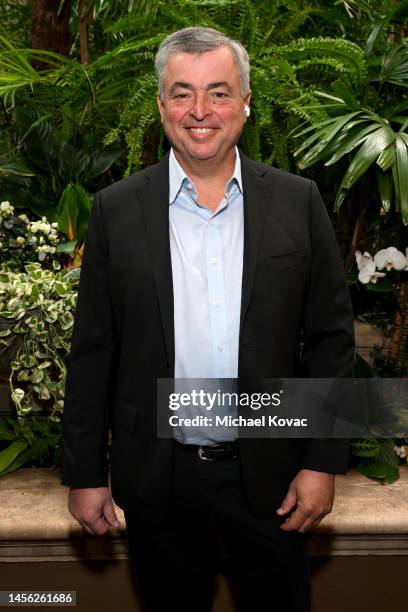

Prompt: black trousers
[{"left": 124, "top": 443, "right": 310, "bottom": 612}]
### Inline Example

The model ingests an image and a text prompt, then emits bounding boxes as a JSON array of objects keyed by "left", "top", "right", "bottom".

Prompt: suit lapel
[
  {"left": 239, "top": 151, "right": 272, "bottom": 335},
  {"left": 138, "top": 154, "right": 175, "bottom": 374}
]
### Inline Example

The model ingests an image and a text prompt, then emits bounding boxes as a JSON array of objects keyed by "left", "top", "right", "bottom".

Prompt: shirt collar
[{"left": 168, "top": 146, "right": 243, "bottom": 205}]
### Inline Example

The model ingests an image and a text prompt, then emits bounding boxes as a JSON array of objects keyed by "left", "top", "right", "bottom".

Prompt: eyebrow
[{"left": 168, "top": 81, "right": 233, "bottom": 94}]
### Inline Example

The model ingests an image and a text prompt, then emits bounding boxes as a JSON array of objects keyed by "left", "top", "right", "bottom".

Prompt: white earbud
[{"left": 244, "top": 105, "right": 250, "bottom": 117}]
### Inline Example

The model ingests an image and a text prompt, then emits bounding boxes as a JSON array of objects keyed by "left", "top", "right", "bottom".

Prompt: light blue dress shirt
[{"left": 169, "top": 147, "right": 243, "bottom": 444}]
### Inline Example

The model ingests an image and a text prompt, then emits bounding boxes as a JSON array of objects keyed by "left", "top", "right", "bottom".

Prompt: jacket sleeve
[
  {"left": 61, "top": 192, "right": 115, "bottom": 488},
  {"left": 300, "top": 180, "right": 355, "bottom": 475}
]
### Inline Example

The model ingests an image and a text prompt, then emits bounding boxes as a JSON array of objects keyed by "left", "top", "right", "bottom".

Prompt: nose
[{"left": 190, "top": 91, "right": 211, "bottom": 120}]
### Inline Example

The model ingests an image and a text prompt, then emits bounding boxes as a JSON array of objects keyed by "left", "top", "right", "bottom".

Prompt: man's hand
[
  {"left": 68, "top": 487, "right": 120, "bottom": 536},
  {"left": 276, "top": 469, "right": 335, "bottom": 533}
]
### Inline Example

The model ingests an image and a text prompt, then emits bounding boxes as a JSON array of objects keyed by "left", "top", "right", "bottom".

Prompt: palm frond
[{"left": 379, "top": 44, "right": 408, "bottom": 89}]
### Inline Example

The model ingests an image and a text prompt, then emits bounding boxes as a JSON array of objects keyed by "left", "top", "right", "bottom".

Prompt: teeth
[{"left": 189, "top": 128, "right": 213, "bottom": 134}]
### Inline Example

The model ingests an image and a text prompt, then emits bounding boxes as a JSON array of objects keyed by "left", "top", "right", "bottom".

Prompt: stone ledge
[
  {"left": 1, "top": 467, "right": 407, "bottom": 560},
  {"left": 0, "top": 538, "right": 129, "bottom": 562}
]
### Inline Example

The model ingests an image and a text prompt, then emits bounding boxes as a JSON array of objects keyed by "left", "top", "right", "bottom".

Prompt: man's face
[{"left": 157, "top": 46, "right": 250, "bottom": 165}]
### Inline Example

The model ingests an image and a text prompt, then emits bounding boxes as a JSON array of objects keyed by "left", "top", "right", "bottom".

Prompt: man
[{"left": 62, "top": 27, "right": 354, "bottom": 612}]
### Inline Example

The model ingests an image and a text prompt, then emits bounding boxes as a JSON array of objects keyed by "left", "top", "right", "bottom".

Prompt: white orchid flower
[
  {"left": 355, "top": 250, "right": 374, "bottom": 271},
  {"left": 357, "top": 258, "right": 386, "bottom": 284},
  {"left": 356, "top": 251, "right": 385, "bottom": 283},
  {"left": 374, "top": 247, "right": 407, "bottom": 271}
]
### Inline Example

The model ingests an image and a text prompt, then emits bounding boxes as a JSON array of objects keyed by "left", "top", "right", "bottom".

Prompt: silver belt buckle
[{"left": 197, "top": 446, "right": 214, "bottom": 461}]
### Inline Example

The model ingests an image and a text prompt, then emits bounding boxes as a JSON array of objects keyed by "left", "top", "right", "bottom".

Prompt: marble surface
[
  {"left": 322, "top": 469, "right": 408, "bottom": 535},
  {"left": 0, "top": 468, "right": 124, "bottom": 541},
  {"left": 0, "top": 467, "right": 407, "bottom": 542}
]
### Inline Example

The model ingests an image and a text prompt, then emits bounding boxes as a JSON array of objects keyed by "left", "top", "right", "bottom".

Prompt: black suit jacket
[{"left": 61, "top": 150, "right": 355, "bottom": 520}]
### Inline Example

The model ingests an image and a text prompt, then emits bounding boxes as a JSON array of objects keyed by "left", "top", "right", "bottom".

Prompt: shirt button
[
  {"left": 186, "top": 182, "right": 193, "bottom": 190},
  {"left": 213, "top": 300, "right": 221, "bottom": 307},
  {"left": 211, "top": 257, "right": 218, "bottom": 264},
  {"left": 217, "top": 345, "right": 224, "bottom": 352}
]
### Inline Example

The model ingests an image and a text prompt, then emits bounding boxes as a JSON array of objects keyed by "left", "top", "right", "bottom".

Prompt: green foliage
[
  {"left": 0, "top": 0, "right": 379, "bottom": 176},
  {"left": 1, "top": 0, "right": 406, "bottom": 182},
  {"left": 294, "top": 102, "right": 408, "bottom": 223},
  {"left": 0, "top": 439, "right": 28, "bottom": 477},
  {"left": 1, "top": 107, "right": 120, "bottom": 239},
  {"left": 351, "top": 437, "right": 381, "bottom": 457},
  {"left": 292, "top": 2, "right": 408, "bottom": 225},
  {"left": 356, "top": 439, "right": 401, "bottom": 483},
  {"left": 271, "top": 37, "right": 367, "bottom": 88},
  {"left": 358, "top": 458, "right": 400, "bottom": 483},
  {"left": 98, "top": 4, "right": 371, "bottom": 171},
  {"left": 0, "top": 201, "right": 63, "bottom": 271},
  {"left": 58, "top": 183, "right": 92, "bottom": 242},
  {"left": 104, "top": 73, "right": 160, "bottom": 172},
  {"left": 0, "top": 34, "right": 73, "bottom": 109},
  {"left": 0, "top": 416, "right": 61, "bottom": 477},
  {"left": 0, "top": 2, "right": 32, "bottom": 49},
  {"left": 0, "top": 263, "right": 79, "bottom": 423}
]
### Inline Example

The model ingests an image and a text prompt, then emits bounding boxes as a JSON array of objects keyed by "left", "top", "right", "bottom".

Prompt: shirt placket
[{"left": 205, "top": 202, "right": 232, "bottom": 378}]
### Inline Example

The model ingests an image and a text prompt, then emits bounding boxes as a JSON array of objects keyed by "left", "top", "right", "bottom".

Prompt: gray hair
[{"left": 155, "top": 27, "right": 250, "bottom": 98}]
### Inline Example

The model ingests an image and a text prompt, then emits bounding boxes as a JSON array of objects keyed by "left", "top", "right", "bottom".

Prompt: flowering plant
[
  {"left": 0, "top": 201, "right": 62, "bottom": 270},
  {"left": 394, "top": 441, "right": 408, "bottom": 464},
  {"left": 355, "top": 247, "right": 408, "bottom": 285},
  {"left": 354, "top": 246, "right": 408, "bottom": 480}
]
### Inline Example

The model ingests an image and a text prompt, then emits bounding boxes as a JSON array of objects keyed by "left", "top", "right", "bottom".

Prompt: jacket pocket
[
  {"left": 262, "top": 248, "right": 308, "bottom": 272},
  {"left": 111, "top": 397, "right": 140, "bottom": 432}
]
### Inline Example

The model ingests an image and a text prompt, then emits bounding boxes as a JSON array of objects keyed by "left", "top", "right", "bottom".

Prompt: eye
[
  {"left": 212, "top": 92, "right": 228, "bottom": 98},
  {"left": 173, "top": 93, "right": 191, "bottom": 99}
]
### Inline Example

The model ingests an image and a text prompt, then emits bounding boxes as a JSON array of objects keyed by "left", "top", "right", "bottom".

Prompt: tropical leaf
[
  {"left": 325, "top": 122, "right": 381, "bottom": 166},
  {"left": 358, "top": 458, "right": 399, "bottom": 483},
  {"left": 330, "top": 79, "right": 360, "bottom": 110},
  {"left": 376, "top": 142, "right": 396, "bottom": 172},
  {"left": 0, "top": 418, "right": 14, "bottom": 442},
  {"left": 365, "top": 0, "right": 408, "bottom": 57},
  {"left": 0, "top": 439, "right": 28, "bottom": 476},
  {"left": 380, "top": 44, "right": 408, "bottom": 89},
  {"left": 0, "top": 160, "right": 36, "bottom": 177},
  {"left": 295, "top": 112, "right": 366, "bottom": 168},
  {"left": 333, "top": 125, "right": 395, "bottom": 210},
  {"left": 15, "top": 107, "right": 57, "bottom": 175},
  {"left": 57, "top": 183, "right": 92, "bottom": 241},
  {"left": 0, "top": 34, "right": 73, "bottom": 106},
  {"left": 394, "top": 133, "right": 408, "bottom": 225},
  {"left": 376, "top": 169, "right": 393, "bottom": 213},
  {"left": 351, "top": 437, "right": 380, "bottom": 457},
  {"left": 87, "top": 149, "right": 122, "bottom": 179}
]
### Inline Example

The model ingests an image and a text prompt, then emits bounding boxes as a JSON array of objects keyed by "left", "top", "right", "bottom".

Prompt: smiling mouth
[{"left": 187, "top": 127, "right": 216, "bottom": 134}]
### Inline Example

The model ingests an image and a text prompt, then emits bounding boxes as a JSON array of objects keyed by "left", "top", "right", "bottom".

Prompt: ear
[
  {"left": 243, "top": 90, "right": 251, "bottom": 116},
  {"left": 157, "top": 94, "right": 164, "bottom": 121}
]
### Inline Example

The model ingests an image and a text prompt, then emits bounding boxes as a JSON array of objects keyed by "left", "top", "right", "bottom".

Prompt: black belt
[{"left": 174, "top": 440, "right": 239, "bottom": 461}]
